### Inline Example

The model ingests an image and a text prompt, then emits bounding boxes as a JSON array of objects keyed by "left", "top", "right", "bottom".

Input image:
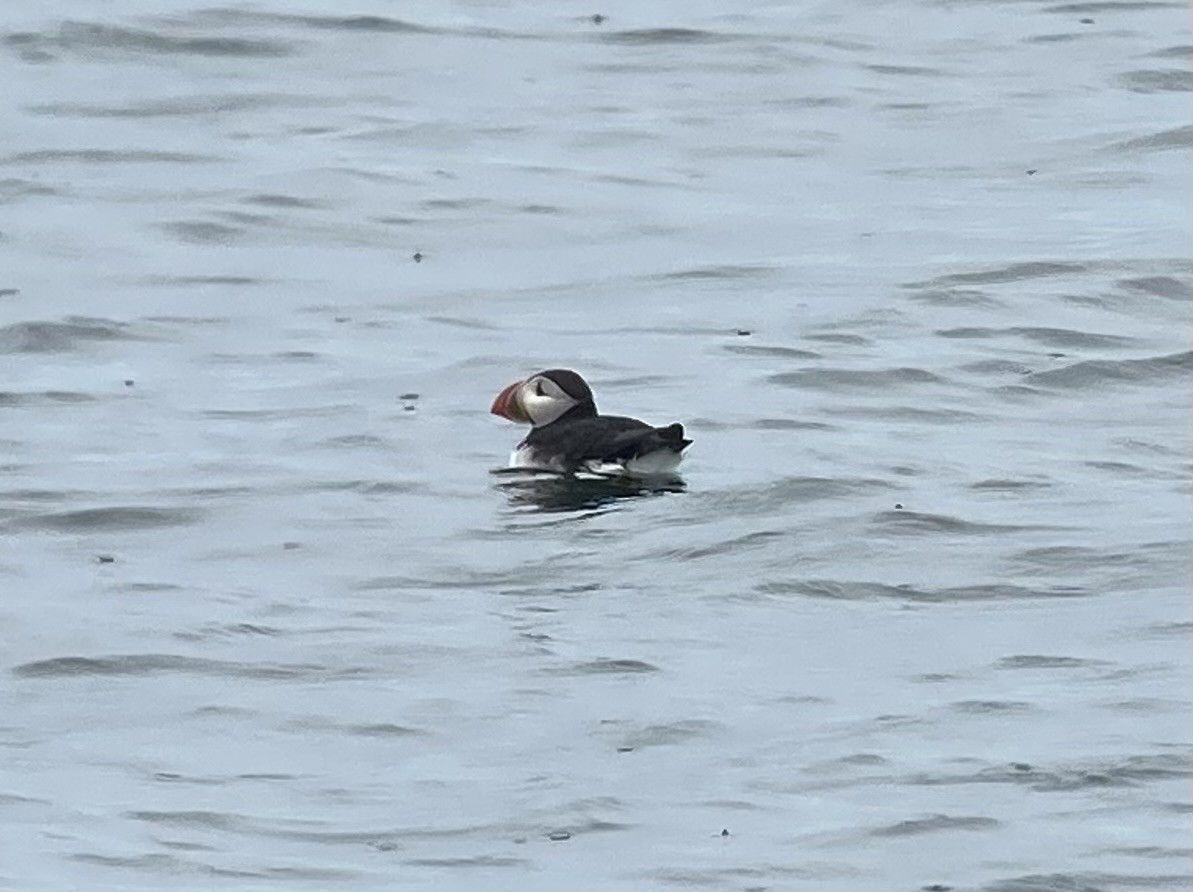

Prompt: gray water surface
[{"left": 1, "top": 1, "right": 1191, "bottom": 890}]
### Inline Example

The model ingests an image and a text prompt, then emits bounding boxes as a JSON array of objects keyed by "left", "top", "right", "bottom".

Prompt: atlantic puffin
[{"left": 490, "top": 369, "right": 691, "bottom": 476}]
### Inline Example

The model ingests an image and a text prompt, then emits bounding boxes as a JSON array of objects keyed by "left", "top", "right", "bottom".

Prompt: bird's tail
[{"left": 657, "top": 423, "right": 692, "bottom": 452}]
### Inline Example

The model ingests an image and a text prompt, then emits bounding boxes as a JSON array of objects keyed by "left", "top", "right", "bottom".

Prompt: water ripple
[
  {"left": 599, "top": 28, "right": 741, "bottom": 46},
  {"left": 869, "top": 814, "right": 1000, "bottom": 837},
  {"left": 13, "top": 21, "right": 297, "bottom": 58},
  {"left": 769, "top": 366, "right": 948, "bottom": 392},
  {"left": 1025, "top": 351, "right": 1192, "bottom": 388},
  {"left": 0, "top": 317, "right": 139, "bottom": 352},
  {"left": 936, "top": 326, "right": 1139, "bottom": 349},
  {"left": 907, "top": 261, "right": 1090, "bottom": 288},
  {"left": 12, "top": 654, "right": 367, "bottom": 681},
  {"left": 757, "top": 579, "right": 1088, "bottom": 602},
  {"left": 9, "top": 506, "right": 201, "bottom": 532},
  {"left": 870, "top": 509, "right": 1062, "bottom": 536}
]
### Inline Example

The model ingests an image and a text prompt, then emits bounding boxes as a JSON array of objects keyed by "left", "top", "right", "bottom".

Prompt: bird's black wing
[{"left": 525, "top": 415, "right": 691, "bottom": 472}]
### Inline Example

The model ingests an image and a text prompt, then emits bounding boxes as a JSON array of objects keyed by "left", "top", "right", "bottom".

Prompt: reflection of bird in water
[{"left": 494, "top": 470, "right": 686, "bottom": 514}]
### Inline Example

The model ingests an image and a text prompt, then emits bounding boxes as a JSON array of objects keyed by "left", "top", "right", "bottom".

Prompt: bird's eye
[{"left": 534, "top": 381, "right": 545, "bottom": 396}]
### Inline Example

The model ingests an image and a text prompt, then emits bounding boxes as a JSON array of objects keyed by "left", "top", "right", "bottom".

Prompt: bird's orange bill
[{"left": 490, "top": 380, "right": 529, "bottom": 422}]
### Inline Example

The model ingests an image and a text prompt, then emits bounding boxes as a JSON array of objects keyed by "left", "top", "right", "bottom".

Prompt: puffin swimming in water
[{"left": 490, "top": 369, "right": 691, "bottom": 476}]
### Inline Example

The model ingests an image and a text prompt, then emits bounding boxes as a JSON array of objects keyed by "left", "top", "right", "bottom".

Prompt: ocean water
[{"left": 1, "top": 1, "right": 1190, "bottom": 890}]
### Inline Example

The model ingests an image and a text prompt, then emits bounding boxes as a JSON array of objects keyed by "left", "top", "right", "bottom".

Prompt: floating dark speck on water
[
  {"left": 617, "top": 745, "right": 634, "bottom": 753},
  {"left": 721, "top": 828, "right": 730, "bottom": 837},
  {"left": 1079, "top": 18, "right": 1094, "bottom": 25},
  {"left": 334, "top": 316, "right": 350, "bottom": 323},
  {"left": 894, "top": 503, "right": 904, "bottom": 510},
  {"left": 1011, "top": 762, "right": 1032, "bottom": 772},
  {"left": 547, "top": 830, "right": 571, "bottom": 841},
  {"left": 0, "top": 288, "right": 19, "bottom": 297},
  {"left": 1026, "top": 168, "right": 1038, "bottom": 175},
  {"left": 734, "top": 328, "right": 752, "bottom": 337},
  {"left": 591, "top": 13, "right": 606, "bottom": 24},
  {"left": 96, "top": 555, "right": 116, "bottom": 564},
  {"left": 412, "top": 252, "right": 423, "bottom": 263},
  {"left": 123, "top": 379, "right": 134, "bottom": 387},
  {"left": 1048, "top": 352, "right": 1066, "bottom": 359},
  {"left": 922, "top": 885, "right": 953, "bottom": 892}
]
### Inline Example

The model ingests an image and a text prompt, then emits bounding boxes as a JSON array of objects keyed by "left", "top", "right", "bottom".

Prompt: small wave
[
  {"left": 769, "top": 366, "right": 947, "bottom": 392},
  {"left": 871, "top": 509, "right": 1052, "bottom": 535},
  {"left": 619, "top": 720, "right": 723, "bottom": 749},
  {"left": 994, "top": 655, "right": 1108, "bottom": 670},
  {"left": 951, "top": 700, "right": 1035, "bottom": 714},
  {"left": 29, "top": 93, "right": 326, "bottom": 119},
  {"left": 650, "top": 530, "right": 784, "bottom": 561},
  {"left": 723, "top": 343, "right": 821, "bottom": 359},
  {"left": 906, "top": 261, "right": 1091, "bottom": 289},
  {"left": 279, "top": 717, "right": 424, "bottom": 738},
  {"left": 13, "top": 654, "right": 365, "bottom": 680},
  {"left": 67, "top": 852, "right": 248, "bottom": 876},
  {"left": 684, "top": 477, "right": 894, "bottom": 518},
  {"left": 865, "top": 63, "right": 945, "bottom": 77},
  {"left": 243, "top": 193, "right": 328, "bottom": 209},
  {"left": 1045, "top": 0, "right": 1186, "bottom": 11},
  {"left": 1147, "top": 44, "right": 1193, "bottom": 59},
  {"left": 869, "top": 814, "right": 1000, "bottom": 837},
  {"left": 759, "top": 579, "right": 1084, "bottom": 602},
  {"left": 144, "top": 275, "right": 262, "bottom": 287},
  {"left": 159, "top": 220, "right": 245, "bottom": 245},
  {"left": 403, "top": 856, "right": 529, "bottom": 869},
  {"left": 907, "top": 751, "right": 1191, "bottom": 792},
  {"left": 52, "top": 21, "right": 295, "bottom": 58},
  {"left": 830, "top": 405, "right": 988, "bottom": 423},
  {"left": 758, "top": 579, "right": 1089, "bottom": 602},
  {"left": 1025, "top": 350, "right": 1192, "bottom": 388},
  {"left": 658, "top": 264, "right": 778, "bottom": 281},
  {"left": 958, "top": 359, "right": 1033, "bottom": 376},
  {"left": 1118, "top": 275, "right": 1190, "bottom": 300},
  {"left": 0, "top": 317, "right": 136, "bottom": 353},
  {"left": 0, "top": 390, "right": 96, "bottom": 407},
  {"left": 4, "top": 148, "right": 217, "bottom": 165},
  {"left": 0, "top": 177, "right": 59, "bottom": 202},
  {"left": 10, "top": 506, "right": 200, "bottom": 532},
  {"left": 1008, "top": 542, "right": 1168, "bottom": 571},
  {"left": 936, "top": 326, "right": 1138, "bottom": 349},
  {"left": 305, "top": 479, "right": 424, "bottom": 495},
  {"left": 969, "top": 478, "right": 1053, "bottom": 492},
  {"left": 1130, "top": 620, "right": 1193, "bottom": 640},
  {"left": 547, "top": 658, "right": 660, "bottom": 676},
  {"left": 804, "top": 332, "right": 871, "bottom": 346},
  {"left": 1106, "top": 124, "right": 1193, "bottom": 154},
  {"left": 599, "top": 28, "right": 739, "bottom": 46},
  {"left": 749, "top": 417, "right": 836, "bottom": 431},
  {"left": 181, "top": 623, "right": 281, "bottom": 640},
  {"left": 1117, "top": 68, "right": 1192, "bottom": 93},
  {"left": 907, "top": 287, "right": 1005, "bottom": 308},
  {"left": 271, "top": 14, "right": 435, "bottom": 34},
  {"left": 982, "top": 871, "right": 1193, "bottom": 892}
]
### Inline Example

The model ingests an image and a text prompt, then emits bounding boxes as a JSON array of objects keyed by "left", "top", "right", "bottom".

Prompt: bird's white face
[{"left": 491, "top": 374, "right": 581, "bottom": 427}]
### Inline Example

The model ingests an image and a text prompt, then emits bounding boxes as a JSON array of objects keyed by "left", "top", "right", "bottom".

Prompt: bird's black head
[{"left": 537, "top": 369, "right": 594, "bottom": 405}]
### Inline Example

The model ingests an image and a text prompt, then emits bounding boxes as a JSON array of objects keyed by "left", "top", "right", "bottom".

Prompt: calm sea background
[{"left": 1, "top": 1, "right": 1190, "bottom": 890}]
